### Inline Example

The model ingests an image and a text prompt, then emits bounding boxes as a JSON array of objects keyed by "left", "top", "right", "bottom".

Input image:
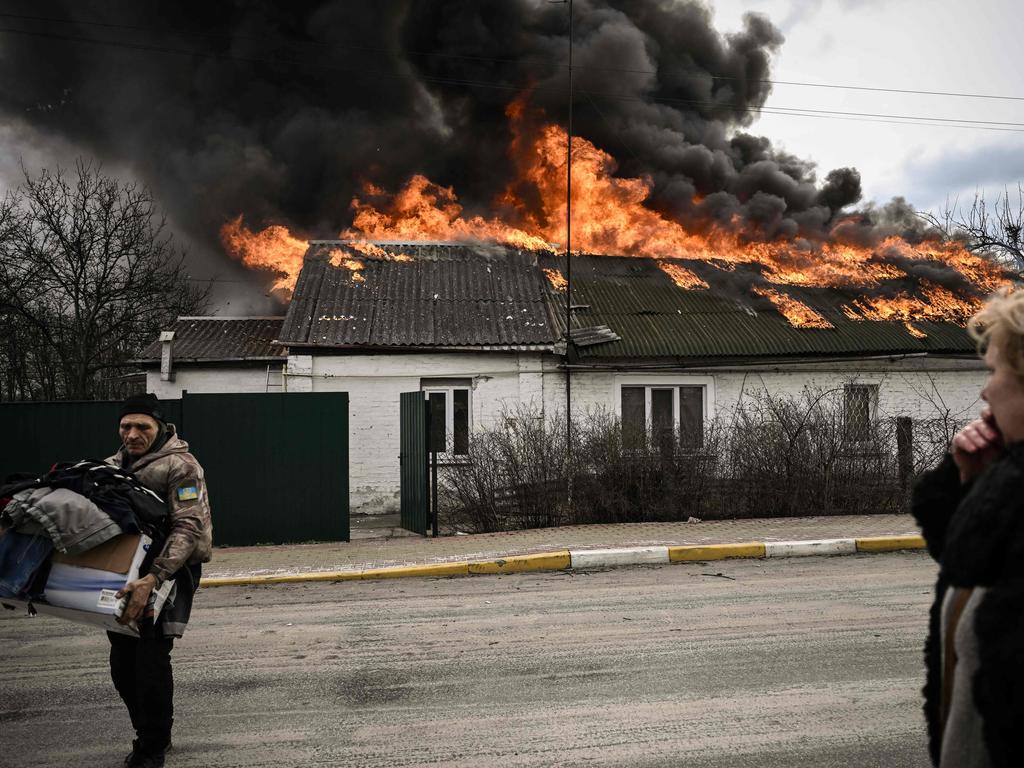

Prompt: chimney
[{"left": 160, "top": 331, "right": 175, "bottom": 382}]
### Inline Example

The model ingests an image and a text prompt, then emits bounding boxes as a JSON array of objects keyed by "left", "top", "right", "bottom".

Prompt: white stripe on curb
[
  {"left": 764, "top": 538, "right": 857, "bottom": 558},
  {"left": 570, "top": 546, "right": 670, "bottom": 569}
]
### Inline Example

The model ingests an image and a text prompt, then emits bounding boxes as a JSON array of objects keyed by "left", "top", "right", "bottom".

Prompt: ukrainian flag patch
[{"left": 177, "top": 486, "right": 199, "bottom": 501}]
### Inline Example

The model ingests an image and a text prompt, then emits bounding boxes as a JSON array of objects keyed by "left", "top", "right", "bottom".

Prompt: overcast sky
[{"left": 710, "top": 0, "right": 1024, "bottom": 215}]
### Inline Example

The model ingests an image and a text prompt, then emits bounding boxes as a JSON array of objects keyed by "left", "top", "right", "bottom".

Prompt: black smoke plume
[{"left": 0, "top": 0, "right": 903, "bottom": 301}]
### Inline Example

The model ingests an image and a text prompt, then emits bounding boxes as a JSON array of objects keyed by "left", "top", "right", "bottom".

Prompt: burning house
[
  {"left": 138, "top": 232, "right": 996, "bottom": 514},
  {"left": 137, "top": 95, "right": 1007, "bottom": 514},
  {"left": 79, "top": 2, "right": 1005, "bottom": 512}
]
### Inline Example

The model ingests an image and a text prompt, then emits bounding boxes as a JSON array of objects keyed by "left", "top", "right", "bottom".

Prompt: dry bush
[
  {"left": 440, "top": 388, "right": 955, "bottom": 532},
  {"left": 567, "top": 409, "right": 724, "bottom": 524},
  {"left": 440, "top": 404, "right": 571, "bottom": 532},
  {"left": 717, "top": 388, "right": 903, "bottom": 518}
]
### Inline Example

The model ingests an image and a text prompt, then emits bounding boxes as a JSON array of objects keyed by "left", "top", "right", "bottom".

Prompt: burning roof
[
  {"left": 277, "top": 241, "right": 982, "bottom": 361},
  {"left": 223, "top": 99, "right": 1010, "bottom": 337},
  {"left": 278, "top": 242, "right": 561, "bottom": 350},
  {"left": 554, "top": 254, "right": 979, "bottom": 361}
]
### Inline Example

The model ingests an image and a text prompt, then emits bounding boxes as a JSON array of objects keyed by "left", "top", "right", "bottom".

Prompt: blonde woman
[{"left": 913, "top": 288, "right": 1024, "bottom": 767}]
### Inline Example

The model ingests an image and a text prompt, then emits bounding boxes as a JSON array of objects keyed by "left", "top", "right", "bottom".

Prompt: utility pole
[
  {"left": 564, "top": 0, "right": 574, "bottom": 447},
  {"left": 550, "top": 0, "right": 574, "bottom": 501}
]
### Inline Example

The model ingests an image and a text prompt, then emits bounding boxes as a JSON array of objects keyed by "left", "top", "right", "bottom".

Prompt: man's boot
[
  {"left": 126, "top": 740, "right": 171, "bottom": 768},
  {"left": 123, "top": 739, "right": 141, "bottom": 767}
]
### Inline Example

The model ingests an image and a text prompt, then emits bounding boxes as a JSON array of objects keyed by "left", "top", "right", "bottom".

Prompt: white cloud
[
  {"left": 709, "top": 0, "right": 1024, "bottom": 211},
  {"left": 900, "top": 138, "right": 1024, "bottom": 213}
]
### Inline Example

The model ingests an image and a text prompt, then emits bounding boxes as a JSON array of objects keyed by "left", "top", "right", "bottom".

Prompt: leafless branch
[
  {"left": 918, "top": 186, "right": 1024, "bottom": 274},
  {"left": 0, "top": 159, "right": 209, "bottom": 400}
]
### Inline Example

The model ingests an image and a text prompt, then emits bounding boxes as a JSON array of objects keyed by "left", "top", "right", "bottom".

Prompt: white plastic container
[{"left": 0, "top": 533, "right": 173, "bottom": 636}]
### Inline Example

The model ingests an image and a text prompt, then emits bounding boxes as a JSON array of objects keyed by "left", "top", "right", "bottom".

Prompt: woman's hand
[{"left": 952, "top": 407, "right": 1005, "bottom": 484}]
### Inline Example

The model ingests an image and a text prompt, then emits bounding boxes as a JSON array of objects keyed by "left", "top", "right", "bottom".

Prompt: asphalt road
[{"left": 0, "top": 552, "right": 937, "bottom": 768}]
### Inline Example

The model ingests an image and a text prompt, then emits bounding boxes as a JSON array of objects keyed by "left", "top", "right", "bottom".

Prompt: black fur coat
[{"left": 912, "top": 446, "right": 1024, "bottom": 767}]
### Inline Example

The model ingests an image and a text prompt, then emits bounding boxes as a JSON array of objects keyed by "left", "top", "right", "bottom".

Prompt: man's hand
[
  {"left": 952, "top": 407, "right": 1004, "bottom": 484},
  {"left": 116, "top": 573, "right": 157, "bottom": 625}
]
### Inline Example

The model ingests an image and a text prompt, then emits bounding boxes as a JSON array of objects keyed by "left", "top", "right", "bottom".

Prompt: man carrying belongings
[
  {"left": 105, "top": 392, "right": 213, "bottom": 768},
  {"left": 0, "top": 392, "right": 212, "bottom": 767}
]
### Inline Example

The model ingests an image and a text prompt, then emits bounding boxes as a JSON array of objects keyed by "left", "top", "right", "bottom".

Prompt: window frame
[
  {"left": 614, "top": 375, "right": 714, "bottom": 450},
  {"left": 421, "top": 380, "right": 472, "bottom": 460},
  {"left": 843, "top": 382, "right": 880, "bottom": 444}
]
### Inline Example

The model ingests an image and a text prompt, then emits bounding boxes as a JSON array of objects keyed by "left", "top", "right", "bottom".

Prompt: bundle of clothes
[{"left": 0, "top": 459, "right": 169, "bottom": 620}]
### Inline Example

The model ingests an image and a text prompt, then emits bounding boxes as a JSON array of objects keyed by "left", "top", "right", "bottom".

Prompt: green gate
[
  {"left": 399, "top": 391, "right": 429, "bottom": 536},
  {"left": 0, "top": 393, "right": 348, "bottom": 546},
  {"left": 181, "top": 392, "right": 349, "bottom": 545}
]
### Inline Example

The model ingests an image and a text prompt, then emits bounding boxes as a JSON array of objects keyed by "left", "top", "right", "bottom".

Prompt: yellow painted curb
[
  {"left": 200, "top": 561, "right": 469, "bottom": 588},
  {"left": 668, "top": 542, "right": 766, "bottom": 562},
  {"left": 468, "top": 551, "right": 572, "bottom": 574},
  {"left": 198, "top": 536, "right": 923, "bottom": 589},
  {"left": 200, "top": 551, "right": 574, "bottom": 588},
  {"left": 855, "top": 535, "right": 926, "bottom": 553}
]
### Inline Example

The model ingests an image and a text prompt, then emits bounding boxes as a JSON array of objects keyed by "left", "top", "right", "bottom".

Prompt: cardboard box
[
  {"left": 0, "top": 533, "right": 173, "bottom": 636},
  {"left": 51, "top": 533, "right": 141, "bottom": 574}
]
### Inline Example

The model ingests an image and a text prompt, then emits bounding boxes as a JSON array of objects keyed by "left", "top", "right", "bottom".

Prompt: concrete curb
[{"left": 198, "top": 534, "right": 926, "bottom": 589}]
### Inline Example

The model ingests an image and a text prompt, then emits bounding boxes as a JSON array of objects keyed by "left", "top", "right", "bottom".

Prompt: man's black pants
[{"left": 108, "top": 631, "right": 174, "bottom": 752}]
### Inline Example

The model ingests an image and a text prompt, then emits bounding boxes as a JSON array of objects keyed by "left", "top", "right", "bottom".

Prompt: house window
[
  {"left": 620, "top": 384, "right": 706, "bottom": 451},
  {"left": 421, "top": 379, "right": 471, "bottom": 456},
  {"left": 844, "top": 384, "right": 878, "bottom": 442}
]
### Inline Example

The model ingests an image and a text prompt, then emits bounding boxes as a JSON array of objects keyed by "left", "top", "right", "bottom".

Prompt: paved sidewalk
[{"left": 204, "top": 514, "right": 923, "bottom": 580}]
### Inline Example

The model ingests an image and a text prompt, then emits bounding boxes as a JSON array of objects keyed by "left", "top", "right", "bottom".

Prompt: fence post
[
  {"left": 896, "top": 416, "right": 914, "bottom": 491},
  {"left": 431, "top": 447, "right": 439, "bottom": 538}
]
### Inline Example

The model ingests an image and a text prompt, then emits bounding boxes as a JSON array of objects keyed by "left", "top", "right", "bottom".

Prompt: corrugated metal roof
[
  {"left": 570, "top": 325, "right": 622, "bottom": 347},
  {"left": 137, "top": 317, "right": 285, "bottom": 362},
  {"left": 278, "top": 242, "right": 980, "bottom": 360},
  {"left": 537, "top": 253, "right": 978, "bottom": 360},
  {"left": 278, "top": 242, "right": 562, "bottom": 349}
]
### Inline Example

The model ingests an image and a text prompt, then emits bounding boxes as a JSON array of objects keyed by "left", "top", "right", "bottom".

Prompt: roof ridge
[{"left": 176, "top": 316, "right": 284, "bottom": 321}]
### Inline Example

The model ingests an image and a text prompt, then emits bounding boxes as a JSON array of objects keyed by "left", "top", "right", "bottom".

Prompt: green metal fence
[
  {"left": 0, "top": 399, "right": 182, "bottom": 476},
  {"left": 0, "top": 393, "right": 348, "bottom": 545}
]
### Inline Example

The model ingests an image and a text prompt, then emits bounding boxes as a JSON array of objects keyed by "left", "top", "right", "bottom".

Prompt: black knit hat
[{"left": 119, "top": 392, "right": 164, "bottom": 422}]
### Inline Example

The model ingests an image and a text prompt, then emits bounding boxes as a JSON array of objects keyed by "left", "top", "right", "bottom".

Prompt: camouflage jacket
[{"left": 106, "top": 424, "right": 213, "bottom": 585}]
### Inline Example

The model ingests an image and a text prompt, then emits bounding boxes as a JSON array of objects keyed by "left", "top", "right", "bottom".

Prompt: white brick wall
[
  {"left": 561, "top": 358, "right": 986, "bottom": 425},
  {"left": 296, "top": 351, "right": 557, "bottom": 513},
  {"left": 146, "top": 366, "right": 275, "bottom": 398},
  {"left": 150, "top": 353, "right": 988, "bottom": 515}
]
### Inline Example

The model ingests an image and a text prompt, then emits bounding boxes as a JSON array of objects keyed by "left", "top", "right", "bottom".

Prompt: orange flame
[
  {"left": 327, "top": 249, "right": 366, "bottom": 283},
  {"left": 543, "top": 267, "right": 568, "bottom": 292},
  {"left": 347, "top": 239, "right": 415, "bottom": 261},
  {"left": 344, "top": 174, "right": 552, "bottom": 252},
  {"left": 657, "top": 261, "right": 709, "bottom": 290},
  {"left": 220, "top": 215, "right": 307, "bottom": 294},
  {"left": 751, "top": 286, "right": 834, "bottom": 329},
  {"left": 220, "top": 98, "right": 1008, "bottom": 326},
  {"left": 905, "top": 322, "right": 927, "bottom": 339},
  {"left": 844, "top": 281, "right": 977, "bottom": 324}
]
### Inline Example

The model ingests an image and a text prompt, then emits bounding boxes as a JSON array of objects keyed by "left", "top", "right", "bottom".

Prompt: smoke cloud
[{"left": 0, "top": 0, "right": 908, "bottom": 301}]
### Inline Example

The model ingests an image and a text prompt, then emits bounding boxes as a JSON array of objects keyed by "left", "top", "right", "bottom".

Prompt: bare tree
[
  {"left": 0, "top": 160, "right": 209, "bottom": 400},
  {"left": 919, "top": 186, "right": 1024, "bottom": 273}
]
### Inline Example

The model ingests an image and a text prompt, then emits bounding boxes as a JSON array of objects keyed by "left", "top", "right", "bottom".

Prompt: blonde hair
[{"left": 969, "top": 287, "right": 1024, "bottom": 376}]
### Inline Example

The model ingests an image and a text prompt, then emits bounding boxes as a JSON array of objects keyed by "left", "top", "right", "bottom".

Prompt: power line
[
  {"left": 1, "top": 12, "right": 1023, "bottom": 104},
  {"left": 581, "top": 90, "right": 1024, "bottom": 133},
  {"left": 0, "top": 25, "right": 1020, "bottom": 134},
  {"left": 750, "top": 109, "right": 1024, "bottom": 134},
  {"left": 723, "top": 76, "right": 1024, "bottom": 103}
]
